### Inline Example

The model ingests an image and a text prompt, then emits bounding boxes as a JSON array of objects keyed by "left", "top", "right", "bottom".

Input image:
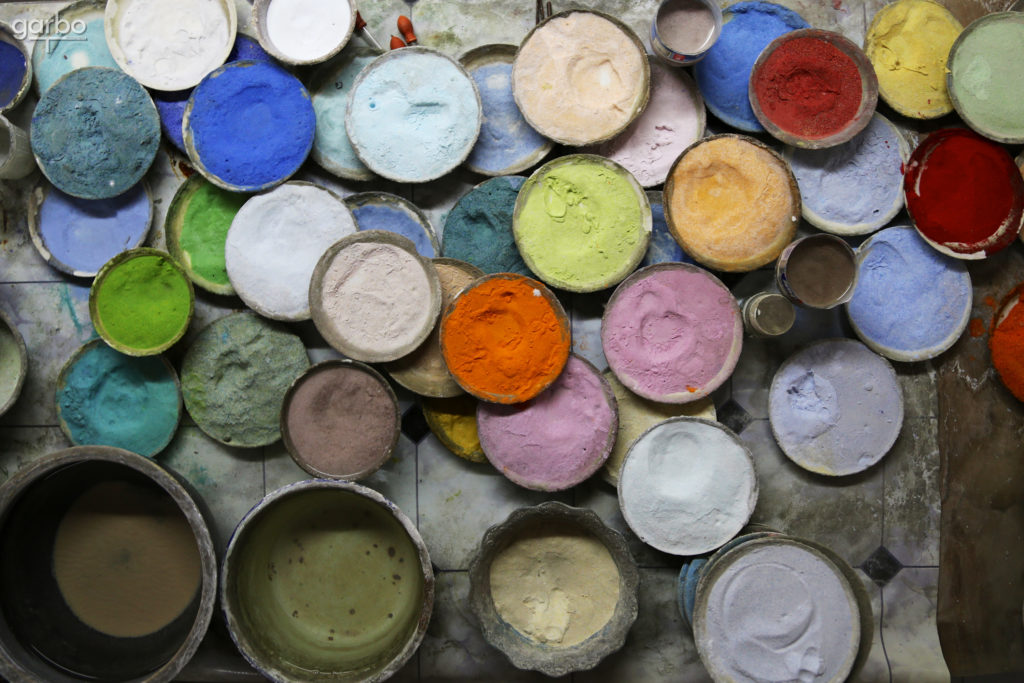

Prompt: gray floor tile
[
  {"left": 883, "top": 568, "right": 950, "bottom": 683},
  {"left": 0, "top": 426, "right": 69, "bottom": 485},
  {"left": 884, "top": 418, "right": 940, "bottom": 567},
  {"left": 895, "top": 361, "right": 939, "bottom": 419},
  {"left": 571, "top": 291, "right": 610, "bottom": 372},
  {"left": 573, "top": 477, "right": 678, "bottom": 569},
  {"left": 730, "top": 339, "right": 783, "bottom": 420},
  {"left": 0, "top": 180, "right": 56, "bottom": 284},
  {"left": 412, "top": 0, "right": 535, "bottom": 57},
  {"left": 851, "top": 568, "right": 891, "bottom": 683}
]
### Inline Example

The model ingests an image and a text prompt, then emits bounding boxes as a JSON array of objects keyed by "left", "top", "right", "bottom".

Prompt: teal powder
[
  {"left": 56, "top": 343, "right": 180, "bottom": 457},
  {"left": 32, "top": 17, "right": 120, "bottom": 94},
  {"left": 311, "top": 49, "right": 377, "bottom": 178},
  {"left": 441, "top": 176, "right": 533, "bottom": 276}
]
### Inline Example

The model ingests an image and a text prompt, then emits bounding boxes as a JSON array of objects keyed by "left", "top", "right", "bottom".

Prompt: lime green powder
[
  {"left": 950, "top": 17, "right": 1024, "bottom": 140},
  {"left": 516, "top": 160, "right": 648, "bottom": 291},
  {"left": 94, "top": 254, "right": 192, "bottom": 352},
  {"left": 180, "top": 182, "right": 246, "bottom": 287}
]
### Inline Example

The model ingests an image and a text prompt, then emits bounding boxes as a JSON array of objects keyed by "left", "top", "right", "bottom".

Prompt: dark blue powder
[
  {"left": 0, "top": 40, "right": 26, "bottom": 108},
  {"left": 642, "top": 197, "right": 696, "bottom": 268},
  {"left": 693, "top": 2, "right": 808, "bottom": 131},
  {"left": 227, "top": 35, "right": 271, "bottom": 63},
  {"left": 442, "top": 176, "right": 533, "bottom": 276},
  {"left": 186, "top": 60, "right": 315, "bottom": 191},
  {"left": 351, "top": 202, "right": 437, "bottom": 257}
]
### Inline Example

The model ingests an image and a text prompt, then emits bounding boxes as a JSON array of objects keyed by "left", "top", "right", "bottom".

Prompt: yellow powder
[
  {"left": 601, "top": 371, "right": 716, "bottom": 486},
  {"left": 490, "top": 524, "right": 620, "bottom": 648},
  {"left": 422, "top": 395, "right": 487, "bottom": 463},
  {"left": 864, "top": 0, "right": 962, "bottom": 119},
  {"left": 52, "top": 480, "right": 202, "bottom": 638},
  {"left": 513, "top": 11, "right": 647, "bottom": 145},
  {"left": 665, "top": 136, "right": 797, "bottom": 272}
]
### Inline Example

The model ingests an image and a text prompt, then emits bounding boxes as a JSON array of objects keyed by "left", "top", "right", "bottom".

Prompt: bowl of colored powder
[
  {"left": 0, "top": 446, "right": 217, "bottom": 683},
  {"left": 864, "top": 0, "right": 962, "bottom": 120},
  {"left": 89, "top": 248, "right": 194, "bottom": 356},
  {"left": 0, "top": 22, "right": 32, "bottom": 113},
  {"left": 990, "top": 284, "right": 1024, "bottom": 403},
  {"left": 513, "top": 154, "right": 652, "bottom": 293},
  {"left": 252, "top": 0, "right": 355, "bottom": 66},
  {"left": 468, "top": 501, "right": 639, "bottom": 676},
  {"left": 222, "top": 480, "right": 433, "bottom": 683},
  {"left": 750, "top": 29, "right": 878, "bottom": 149},
  {"left": 308, "top": 45, "right": 379, "bottom": 181},
  {"left": 422, "top": 395, "right": 487, "bottom": 463},
  {"left": 665, "top": 134, "right": 800, "bottom": 272},
  {"left": 439, "top": 273, "right": 571, "bottom": 404},
  {"left": 345, "top": 191, "right": 440, "bottom": 259},
  {"left": 947, "top": 12, "right": 1024, "bottom": 144},
  {"left": 904, "top": 128, "right": 1024, "bottom": 259},
  {"left": 30, "top": 0, "right": 118, "bottom": 96},
  {"left": 165, "top": 175, "right": 247, "bottom": 296},
  {"left": 0, "top": 307, "right": 27, "bottom": 419},
  {"left": 442, "top": 176, "right": 533, "bottom": 277}
]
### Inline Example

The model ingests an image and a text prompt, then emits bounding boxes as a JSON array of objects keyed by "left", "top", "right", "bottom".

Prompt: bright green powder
[
  {"left": 93, "top": 253, "right": 192, "bottom": 352},
  {"left": 950, "top": 16, "right": 1024, "bottom": 140},
  {"left": 515, "top": 159, "right": 649, "bottom": 292},
  {"left": 180, "top": 181, "right": 247, "bottom": 287}
]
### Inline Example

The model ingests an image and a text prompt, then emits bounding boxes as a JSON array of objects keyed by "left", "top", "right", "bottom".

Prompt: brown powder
[
  {"left": 285, "top": 364, "right": 397, "bottom": 478},
  {"left": 52, "top": 480, "right": 202, "bottom": 638},
  {"left": 786, "top": 237, "right": 856, "bottom": 306}
]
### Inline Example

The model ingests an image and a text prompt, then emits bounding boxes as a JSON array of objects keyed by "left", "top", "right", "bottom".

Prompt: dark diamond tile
[
  {"left": 861, "top": 545, "right": 903, "bottom": 587},
  {"left": 717, "top": 398, "right": 753, "bottom": 435},
  {"left": 401, "top": 403, "right": 431, "bottom": 443}
]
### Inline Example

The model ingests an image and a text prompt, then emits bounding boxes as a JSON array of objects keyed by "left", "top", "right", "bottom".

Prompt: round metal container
[
  {"left": 649, "top": 0, "right": 722, "bottom": 66},
  {"left": 252, "top": 0, "right": 355, "bottom": 66}
]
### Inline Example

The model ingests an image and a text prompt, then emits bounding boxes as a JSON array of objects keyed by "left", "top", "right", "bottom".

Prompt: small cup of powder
[
  {"left": 253, "top": 0, "right": 355, "bottom": 66},
  {"left": 775, "top": 234, "right": 858, "bottom": 309}
]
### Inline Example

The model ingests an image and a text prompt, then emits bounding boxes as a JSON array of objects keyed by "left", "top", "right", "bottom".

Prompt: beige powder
[
  {"left": 52, "top": 480, "right": 202, "bottom": 638},
  {"left": 513, "top": 12, "right": 647, "bottom": 145},
  {"left": 489, "top": 524, "right": 620, "bottom": 648}
]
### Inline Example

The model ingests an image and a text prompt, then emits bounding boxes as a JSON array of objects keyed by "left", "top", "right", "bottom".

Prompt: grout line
[{"left": 879, "top": 586, "right": 894, "bottom": 683}]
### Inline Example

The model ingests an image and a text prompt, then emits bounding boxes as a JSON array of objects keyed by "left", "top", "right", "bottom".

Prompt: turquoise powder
[
  {"left": 33, "top": 17, "right": 119, "bottom": 95},
  {"left": 442, "top": 176, "right": 533, "bottom": 276}
]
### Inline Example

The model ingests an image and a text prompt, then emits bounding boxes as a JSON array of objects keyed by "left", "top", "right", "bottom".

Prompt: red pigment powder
[
  {"left": 904, "top": 129, "right": 1024, "bottom": 255},
  {"left": 990, "top": 286, "right": 1024, "bottom": 401},
  {"left": 752, "top": 35, "right": 863, "bottom": 139}
]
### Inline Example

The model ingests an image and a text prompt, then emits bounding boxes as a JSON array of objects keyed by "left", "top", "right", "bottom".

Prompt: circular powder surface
[
  {"left": 262, "top": 0, "right": 351, "bottom": 63},
  {"left": 105, "top": 0, "right": 234, "bottom": 91},
  {"left": 32, "top": 3, "right": 119, "bottom": 96},
  {"left": 310, "top": 47, "right": 377, "bottom": 180},
  {"left": 602, "top": 264, "right": 742, "bottom": 403},
  {"left": 181, "top": 312, "right": 310, "bottom": 447},
  {"left": 514, "top": 155, "right": 650, "bottom": 293},
  {"left": 477, "top": 355, "right": 617, "bottom": 491},
  {"left": 226, "top": 182, "right": 356, "bottom": 321},
  {"left": 31, "top": 67, "right": 159, "bottom": 200},
  {"left": 991, "top": 286, "right": 1024, "bottom": 402},
  {"left": 618, "top": 418, "right": 757, "bottom": 555},
  {"left": 422, "top": 395, "right": 486, "bottom": 463},
  {"left": 665, "top": 136, "right": 798, "bottom": 272},
  {"left": 346, "top": 48, "right": 481, "bottom": 183},
  {"left": 311, "top": 233, "right": 440, "bottom": 363},
  {"left": 513, "top": 11, "right": 647, "bottom": 146},
  {"left": 694, "top": 539, "right": 860, "bottom": 683},
  {"left": 769, "top": 339, "right": 903, "bottom": 476},
  {"left": 347, "top": 193, "right": 438, "bottom": 258},
  {"left": 848, "top": 226, "right": 971, "bottom": 361},
  {"left": 283, "top": 362, "right": 398, "bottom": 480},
  {"left": 440, "top": 274, "right": 570, "bottom": 404},
  {"left": 442, "top": 176, "right": 532, "bottom": 277}
]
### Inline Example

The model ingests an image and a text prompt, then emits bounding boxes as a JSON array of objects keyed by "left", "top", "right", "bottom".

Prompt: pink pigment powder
[
  {"left": 602, "top": 265, "right": 741, "bottom": 402},
  {"left": 476, "top": 355, "right": 617, "bottom": 491}
]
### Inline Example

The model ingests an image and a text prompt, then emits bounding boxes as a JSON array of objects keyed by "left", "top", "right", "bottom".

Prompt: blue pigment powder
[
  {"left": 0, "top": 40, "right": 27, "bottom": 107},
  {"left": 32, "top": 17, "right": 119, "bottom": 95},
  {"left": 694, "top": 1, "right": 808, "bottom": 131},
  {"left": 642, "top": 195, "right": 695, "bottom": 267},
  {"left": 351, "top": 202, "right": 436, "bottom": 257},
  {"left": 57, "top": 342, "right": 180, "bottom": 457},
  {"left": 346, "top": 50, "right": 481, "bottom": 182},
  {"left": 37, "top": 183, "right": 151, "bottom": 275},
  {"left": 442, "top": 176, "right": 532, "bottom": 275},
  {"left": 788, "top": 115, "right": 905, "bottom": 233},
  {"left": 465, "top": 61, "right": 549, "bottom": 174},
  {"left": 31, "top": 67, "right": 160, "bottom": 199},
  {"left": 186, "top": 60, "right": 315, "bottom": 191},
  {"left": 227, "top": 34, "right": 271, "bottom": 63},
  {"left": 311, "top": 49, "right": 377, "bottom": 179},
  {"left": 847, "top": 226, "right": 972, "bottom": 357}
]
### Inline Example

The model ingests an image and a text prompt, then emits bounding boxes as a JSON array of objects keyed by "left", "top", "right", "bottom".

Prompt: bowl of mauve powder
[{"left": 281, "top": 360, "right": 400, "bottom": 481}]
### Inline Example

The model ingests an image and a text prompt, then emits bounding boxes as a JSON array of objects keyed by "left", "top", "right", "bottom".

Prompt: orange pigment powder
[
  {"left": 969, "top": 318, "right": 986, "bottom": 338},
  {"left": 440, "top": 274, "right": 570, "bottom": 403},
  {"left": 990, "top": 286, "right": 1024, "bottom": 401}
]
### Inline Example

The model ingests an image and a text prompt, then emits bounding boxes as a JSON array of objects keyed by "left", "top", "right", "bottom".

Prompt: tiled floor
[{"left": 0, "top": 0, "right": 978, "bottom": 680}]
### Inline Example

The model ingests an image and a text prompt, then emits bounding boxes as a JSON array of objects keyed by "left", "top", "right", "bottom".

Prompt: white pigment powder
[
  {"left": 226, "top": 183, "right": 355, "bottom": 321},
  {"left": 108, "top": 0, "right": 233, "bottom": 91},
  {"left": 265, "top": 0, "right": 351, "bottom": 62},
  {"left": 317, "top": 242, "right": 435, "bottom": 360},
  {"left": 618, "top": 418, "right": 756, "bottom": 555},
  {"left": 698, "top": 541, "right": 860, "bottom": 683}
]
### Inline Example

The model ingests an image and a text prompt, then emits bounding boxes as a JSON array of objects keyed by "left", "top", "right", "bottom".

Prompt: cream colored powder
[
  {"left": 489, "top": 525, "right": 620, "bottom": 648},
  {"left": 513, "top": 12, "right": 647, "bottom": 145}
]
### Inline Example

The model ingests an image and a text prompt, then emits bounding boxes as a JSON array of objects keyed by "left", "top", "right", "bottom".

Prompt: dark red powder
[
  {"left": 904, "top": 129, "right": 1024, "bottom": 256},
  {"left": 752, "top": 35, "right": 863, "bottom": 139}
]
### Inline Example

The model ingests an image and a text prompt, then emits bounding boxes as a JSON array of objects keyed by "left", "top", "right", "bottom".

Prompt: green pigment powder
[
  {"left": 180, "top": 181, "right": 247, "bottom": 287},
  {"left": 93, "top": 253, "right": 192, "bottom": 352},
  {"left": 950, "top": 16, "right": 1024, "bottom": 140},
  {"left": 515, "top": 159, "right": 648, "bottom": 291}
]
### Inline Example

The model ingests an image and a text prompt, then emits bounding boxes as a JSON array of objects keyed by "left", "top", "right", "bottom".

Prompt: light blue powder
[
  {"left": 56, "top": 342, "right": 180, "bottom": 457},
  {"left": 694, "top": 1, "right": 808, "bottom": 131},
  {"left": 37, "top": 183, "right": 151, "bottom": 275},
  {"left": 465, "top": 61, "right": 549, "bottom": 174},
  {"left": 311, "top": 49, "right": 377, "bottom": 179},
  {"left": 350, "top": 201, "right": 436, "bottom": 257},
  {"left": 847, "top": 226, "right": 972, "bottom": 356},
  {"left": 346, "top": 50, "right": 481, "bottom": 182},
  {"left": 442, "top": 176, "right": 532, "bottom": 275},
  {"left": 642, "top": 194, "right": 695, "bottom": 267},
  {"left": 33, "top": 17, "right": 119, "bottom": 95},
  {"left": 789, "top": 115, "right": 905, "bottom": 233}
]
